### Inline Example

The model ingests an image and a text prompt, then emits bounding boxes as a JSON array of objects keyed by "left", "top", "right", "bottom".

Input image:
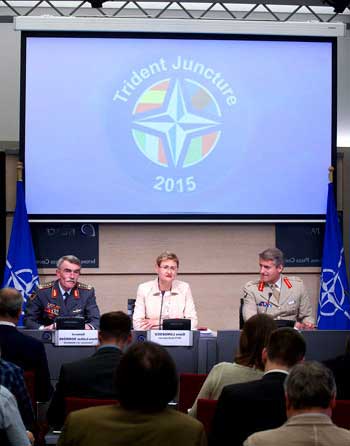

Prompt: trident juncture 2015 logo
[{"left": 131, "top": 78, "right": 221, "bottom": 168}]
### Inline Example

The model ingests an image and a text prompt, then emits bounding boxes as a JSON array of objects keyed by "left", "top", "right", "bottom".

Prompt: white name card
[
  {"left": 54, "top": 330, "right": 99, "bottom": 346},
  {"left": 147, "top": 330, "right": 193, "bottom": 346}
]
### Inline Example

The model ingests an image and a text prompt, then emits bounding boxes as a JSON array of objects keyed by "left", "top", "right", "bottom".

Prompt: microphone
[
  {"left": 265, "top": 292, "right": 272, "bottom": 313},
  {"left": 158, "top": 290, "right": 165, "bottom": 330}
]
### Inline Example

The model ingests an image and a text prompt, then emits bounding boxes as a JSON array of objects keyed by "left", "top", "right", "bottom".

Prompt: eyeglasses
[{"left": 159, "top": 265, "right": 178, "bottom": 271}]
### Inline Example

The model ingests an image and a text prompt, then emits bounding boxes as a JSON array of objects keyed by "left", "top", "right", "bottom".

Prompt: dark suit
[
  {"left": 24, "top": 280, "right": 100, "bottom": 329},
  {"left": 210, "top": 371, "right": 288, "bottom": 446},
  {"left": 47, "top": 346, "right": 122, "bottom": 429},
  {"left": 0, "top": 324, "right": 52, "bottom": 402},
  {"left": 324, "top": 354, "right": 350, "bottom": 400}
]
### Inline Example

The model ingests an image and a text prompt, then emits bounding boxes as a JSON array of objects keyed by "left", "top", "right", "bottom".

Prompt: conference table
[{"left": 20, "top": 329, "right": 349, "bottom": 380}]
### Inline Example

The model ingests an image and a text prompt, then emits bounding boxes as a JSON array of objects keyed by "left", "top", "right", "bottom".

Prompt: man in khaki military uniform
[{"left": 242, "top": 248, "right": 315, "bottom": 329}]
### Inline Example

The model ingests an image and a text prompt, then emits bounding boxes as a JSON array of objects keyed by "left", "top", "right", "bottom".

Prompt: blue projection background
[{"left": 22, "top": 34, "right": 334, "bottom": 219}]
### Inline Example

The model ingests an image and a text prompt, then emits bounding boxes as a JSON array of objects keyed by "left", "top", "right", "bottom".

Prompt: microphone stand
[
  {"left": 158, "top": 290, "right": 165, "bottom": 329},
  {"left": 265, "top": 292, "right": 272, "bottom": 313}
]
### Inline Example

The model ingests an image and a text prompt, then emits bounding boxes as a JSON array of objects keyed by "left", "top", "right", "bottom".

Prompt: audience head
[
  {"left": 235, "top": 314, "right": 277, "bottom": 370},
  {"left": 115, "top": 341, "right": 178, "bottom": 413},
  {"left": 284, "top": 361, "right": 336, "bottom": 416},
  {"left": 264, "top": 327, "right": 306, "bottom": 369},
  {"left": 0, "top": 288, "right": 23, "bottom": 321},
  {"left": 98, "top": 311, "right": 132, "bottom": 346}
]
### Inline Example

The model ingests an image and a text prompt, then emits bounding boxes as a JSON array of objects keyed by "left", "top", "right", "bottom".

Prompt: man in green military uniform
[
  {"left": 242, "top": 248, "right": 315, "bottom": 329},
  {"left": 24, "top": 255, "right": 100, "bottom": 330}
]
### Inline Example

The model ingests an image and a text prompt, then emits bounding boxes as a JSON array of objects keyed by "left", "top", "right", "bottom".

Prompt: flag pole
[
  {"left": 17, "top": 161, "right": 23, "bottom": 182},
  {"left": 328, "top": 166, "right": 334, "bottom": 184}
]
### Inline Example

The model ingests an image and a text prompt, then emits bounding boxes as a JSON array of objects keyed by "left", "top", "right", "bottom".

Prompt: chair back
[
  {"left": 332, "top": 399, "right": 350, "bottom": 428},
  {"left": 65, "top": 397, "right": 118, "bottom": 417},
  {"left": 178, "top": 373, "right": 208, "bottom": 413},
  {"left": 23, "top": 369, "right": 36, "bottom": 409},
  {"left": 239, "top": 298, "right": 245, "bottom": 329},
  {"left": 197, "top": 398, "right": 218, "bottom": 434}
]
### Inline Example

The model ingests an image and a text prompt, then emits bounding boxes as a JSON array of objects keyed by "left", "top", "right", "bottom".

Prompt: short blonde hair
[{"left": 156, "top": 251, "right": 179, "bottom": 268}]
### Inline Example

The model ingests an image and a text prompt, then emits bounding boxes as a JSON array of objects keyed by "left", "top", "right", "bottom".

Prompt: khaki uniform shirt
[{"left": 242, "top": 275, "right": 314, "bottom": 324}]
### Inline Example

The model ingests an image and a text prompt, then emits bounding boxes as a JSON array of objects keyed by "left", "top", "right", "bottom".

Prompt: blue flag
[
  {"left": 2, "top": 180, "right": 39, "bottom": 325},
  {"left": 317, "top": 182, "right": 350, "bottom": 329}
]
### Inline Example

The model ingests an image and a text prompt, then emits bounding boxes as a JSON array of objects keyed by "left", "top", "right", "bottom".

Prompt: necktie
[
  {"left": 63, "top": 292, "right": 69, "bottom": 301},
  {"left": 271, "top": 284, "right": 280, "bottom": 302}
]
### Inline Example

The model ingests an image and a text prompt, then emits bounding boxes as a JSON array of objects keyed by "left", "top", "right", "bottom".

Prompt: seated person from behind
[
  {"left": 242, "top": 248, "right": 315, "bottom": 329},
  {"left": 133, "top": 251, "right": 198, "bottom": 330},
  {"left": 189, "top": 314, "right": 277, "bottom": 417},
  {"left": 47, "top": 311, "right": 132, "bottom": 430},
  {"left": 0, "top": 353, "right": 35, "bottom": 433},
  {"left": 0, "top": 288, "right": 52, "bottom": 403},
  {"left": 24, "top": 255, "right": 100, "bottom": 330},
  {"left": 244, "top": 361, "right": 350, "bottom": 446},
  {"left": 57, "top": 341, "right": 206, "bottom": 446},
  {"left": 0, "top": 385, "right": 34, "bottom": 446},
  {"left": 209, "top": 327, "right": 306, "bottom": 446}
]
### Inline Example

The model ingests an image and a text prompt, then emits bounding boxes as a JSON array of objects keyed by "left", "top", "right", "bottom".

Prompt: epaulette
[
  {"left": 77, "top": 282, "right": 93, "bottom": 290},
  {"left": 37, "top": 281, "right": 55, "bottom": 290},
  {"left": 285, "top": 276, "right": 302, "bottom": 282}
]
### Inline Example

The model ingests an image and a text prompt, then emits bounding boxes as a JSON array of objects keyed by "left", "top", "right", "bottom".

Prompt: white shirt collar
[
  {"left": 58, "top": 283, "right": 71, "bottom": 297},
  {"left": 264, "top": 368, "right": 289, "bottom": 376}
]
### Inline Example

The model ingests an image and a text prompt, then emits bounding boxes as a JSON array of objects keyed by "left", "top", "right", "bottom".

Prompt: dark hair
[
  {"left": 267, "top": 327, "right": 306, "bottom": 368},
  {"left": 259, "top": 248, "right": 284, "bottom": 267},
  {"left": 115, "top": 341, "right": 178, "bottom": 412},
  {"left": 99, "top": 311, "right": 131, "bottom": 342},
  {"left": 285, "top": 361, "right": 336, "bottom": 409},
  {"left": 235, "top": 314, "right": 277, "bottom": 370},
  {"left": 0, "top": 288, "right": 23, "bottom": 318}
]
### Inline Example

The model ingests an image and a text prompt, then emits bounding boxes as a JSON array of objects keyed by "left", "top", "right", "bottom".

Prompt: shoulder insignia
[
  {"left": 283, "top": 278, "right": 293, "bottom": 289},
  {"left": 37, "top": 281, "right": 55, "bottom": 290},
  {"left": 258, "top": 281, "right": 265, "bottom": 292},
  {"left": 77, "top": 282, "right": 93, "bottom": 290}
]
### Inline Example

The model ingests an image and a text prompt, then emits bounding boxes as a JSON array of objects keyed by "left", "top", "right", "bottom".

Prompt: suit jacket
[
  {"left": 57, "top": 405, "right": 207, "bottom": 446},
  {"left": 47, "top": 346, "right": 122, "bottom": 429},
  {"left": 133, "top": 279, "right": 198, "bottom": 329},
  {"left": 0, "top": 324, "right": 52, "bottom": 402},
  {"left": 210, "top": 371, "right": 288, "bottom": 446},
  {"left": 243, "top": 275, "right": 314, "bottom": 324},
  {"left": 323, "top": 354, "right": 350, "bottom": 400},
  {"left": 24, "top": 280, "right": 100, "bottom": 329},
  {"left": 243, "top": 413, "right": 350, "bottom": 446}
]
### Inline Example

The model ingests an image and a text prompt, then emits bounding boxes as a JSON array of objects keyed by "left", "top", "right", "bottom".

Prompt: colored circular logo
[{"left": 132, "top": 78, "right": 221, "bottom": 168}]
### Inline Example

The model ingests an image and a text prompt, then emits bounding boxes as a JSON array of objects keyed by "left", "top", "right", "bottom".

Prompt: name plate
[
  {"left": 147, "top": 330, "right": 193, "bottom": 346},
  {"left": 54, "top": 330, "right": 98, "bottom": 346}
]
